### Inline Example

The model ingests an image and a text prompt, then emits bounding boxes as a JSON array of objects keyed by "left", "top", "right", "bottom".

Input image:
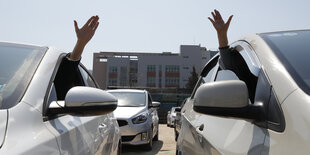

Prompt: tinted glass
[
  {"left": 260, "top": 30, "right": 310, "bottom": 94},
  {"left": 78, "top": 65, "right": 96, "bottom": 88},
  {"left": 0, "top": 43, "right": 46, "bottom": 109},
  {"left": 109, "top": 92, "right": 146, "bottom": 107}
]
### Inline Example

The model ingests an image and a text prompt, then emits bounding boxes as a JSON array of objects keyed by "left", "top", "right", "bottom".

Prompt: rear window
[
  {"left": 260, "top": 30, "right": 310, "bottom": 94},
  {"left": 0, "top": 43, "right": 46, "bottom": 109},
  {"left": 108, "top": 91, "right": 146, "bottom": 107}
]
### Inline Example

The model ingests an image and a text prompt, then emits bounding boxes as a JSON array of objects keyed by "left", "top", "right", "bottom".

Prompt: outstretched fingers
[{"left": 74, "top": 20, "right": 79, "bottom": 33}]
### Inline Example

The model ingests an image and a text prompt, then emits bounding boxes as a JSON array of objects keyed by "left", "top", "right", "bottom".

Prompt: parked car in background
[
  {"left": 177, "top": 30, "right": 310, "bottom": 154},
  {"left": 108, "top": 89, "right": 160, "bottom": 150},
  {"left": 167, "top": 110, "right": 171, "bottom": 127},
  {"left": 167, "top": 107, "right": 180, "bottom": 128},
  {"left": 0, "top": 42, "right": 121, "bottom": 155},
  {"left": 174, "top": 98, "right": 189, "bottom": 141}
]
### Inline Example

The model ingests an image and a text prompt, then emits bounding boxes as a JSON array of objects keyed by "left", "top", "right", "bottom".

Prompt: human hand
[
  {"left": 208, "top": 9, "right": 233, "bottom": 35},
  {"left": 74, "top": 15, "right": 99, "bottom": 46}
]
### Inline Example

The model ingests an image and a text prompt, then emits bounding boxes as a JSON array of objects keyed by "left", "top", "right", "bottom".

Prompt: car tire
[
  {"left": 117, "top": 140, "right": 122, "bottom": 155},
  {"left": 153, "top": 127, "right": 159, "bottom": 141},
  {"left": 174, "top": 128, "right": 179, "bottom": 141},
  {"left": 145, "top": 128, "right": 153, "bottom": 151}
]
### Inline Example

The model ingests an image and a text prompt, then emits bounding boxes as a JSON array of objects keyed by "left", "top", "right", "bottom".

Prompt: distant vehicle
[
  {"left": 167, "top": 110, "right": 171, "bottom": 127},
  {"left": 167, "top": 107, "right": 180, "bottom": 128},
  {"left": 177, "top": 30, "right": 310, "bottom": 154},
  {"left": 108, "top": 89, "right": 160, "bottom": 150},
  {"left": 0, "top": 42, "right": 121, "bottom": 154},
  {"left": 174, "top": 98, "right": 189, "bottom": 141}
]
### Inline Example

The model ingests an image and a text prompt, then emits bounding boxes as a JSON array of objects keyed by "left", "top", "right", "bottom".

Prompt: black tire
[
  {"left": 153, "top": 127, "right": 159, "bottom": 141},
  {"left": 117, "top": 140, "right": 122, "bottom": 155},
  {"left": 145, "top": 128, "right": 153, "bottom": 150}
]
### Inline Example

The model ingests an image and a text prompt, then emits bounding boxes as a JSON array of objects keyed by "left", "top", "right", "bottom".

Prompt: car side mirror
[
  {"left": 152, "top": 101, "right": 161, "bottom": 108},
  {"left": 193, "top": 80, "right": 250, "bottom": 116},
  {"left": 48, "top": 86, "right": 117, "bottom": 116}
]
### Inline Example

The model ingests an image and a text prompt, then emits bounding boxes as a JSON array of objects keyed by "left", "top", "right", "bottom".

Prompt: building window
[
  {"left": 183, "top": 56, "right": 189, "bottom": 58},
  {"left": 108, "top": 78, "right": 117, "bottom": 86},
  {"left": 165, "top": 77, "right": 179, "bottom": 85},
  {"left": 183, "top": 66, "right": 189, "bottom": 70},
  {"left": 99, "top": 58, "right": 107, "bottom": 62},
  {"left": 165, "top": 65, "right": 179, "bottom": 73},
  {"left": 109, "top": 66, "right": 117, "bottom": 73},
  {"left": 147, "top": 65, "right": 156, "bottom": 72},
  {"left": 120, "top": 66, "right": 127, "bottom": 86},
  {"left": 159, "top": 65, "right": 162, "bottom": 72},
  {"left": 147, "top": 77, "right": 156, "bottom": 85}
]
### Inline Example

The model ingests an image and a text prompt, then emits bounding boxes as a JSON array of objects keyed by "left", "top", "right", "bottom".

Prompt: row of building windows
[
  {"left": 108, "top": 78, "right": 117, "bottom": 86},
  {"left": 165, "top": 65, "right": 179, "bottom": 73},
  {"left": 165, "top": 77, "right": 179, "bottom": 85},
  {"left": 109, "top": 66, "right": 117, "bottom": 73},
  {"left": 147, "top": 77, "right": 156, "bottom": 85},
  {"left": 147, "top": 65, "right": 156, "bottom": 72}
]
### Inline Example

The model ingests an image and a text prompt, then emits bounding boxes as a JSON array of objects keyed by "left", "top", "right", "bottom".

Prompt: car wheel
[
  {"left": 153, "top": 127, "right": 159, "bottom": 141},
  {"left": 174, "top": 128, "right": 179, "bottom": 141},
  {"left": 117, "top": 140, "right": 122, "bottom": 155},
  {"left": 145, "top": 128, "right": 153, "bottom": 150}
]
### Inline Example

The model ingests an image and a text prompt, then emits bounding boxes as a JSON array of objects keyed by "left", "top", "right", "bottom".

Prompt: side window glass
[
  {"left": 202, "top": 66, "right": 217, "bottom": 84},
  {"left": 215, "top": 70, "right": 239, "bottom": 81},
  {"left": 78, "top": 65, "right": 96, "bottom": 88},
  {"left": 48, "top": 84, "right": 57, "bottom": 103},
  {"left": 148, "top": 94, "right": 152, "bottom": 107}
]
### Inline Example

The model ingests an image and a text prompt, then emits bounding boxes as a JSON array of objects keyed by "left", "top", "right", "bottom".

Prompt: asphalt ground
[{"left": 121, "top": 124, "right": 176, "bottom": 155}]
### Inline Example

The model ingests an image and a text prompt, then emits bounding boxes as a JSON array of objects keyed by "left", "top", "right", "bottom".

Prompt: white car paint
[{"left": 0, "top": 42, "right": 120, "bottom": 154}]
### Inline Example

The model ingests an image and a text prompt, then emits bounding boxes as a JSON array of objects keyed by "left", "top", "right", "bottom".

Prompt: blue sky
[{"left": 1, "top": 0, "right": 309, "bottom": 69}]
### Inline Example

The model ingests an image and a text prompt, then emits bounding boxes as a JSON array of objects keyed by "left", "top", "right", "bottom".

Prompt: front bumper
[{"left": 117, "top": 119, "right": 152, "bottom": 145}]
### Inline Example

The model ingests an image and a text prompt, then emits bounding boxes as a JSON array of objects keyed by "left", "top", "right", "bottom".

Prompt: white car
[
  {"left": 0, "top": 42, "right": 121, "bottom": 154},
  {"left": 167, "top": 107, "right": 180, "bottom": 128},
  {"left": 108, "top": 89, "right": 160, "bottom": 150},
  {"left": 177, "top": 30, "right": 310, "bottom": 154}
]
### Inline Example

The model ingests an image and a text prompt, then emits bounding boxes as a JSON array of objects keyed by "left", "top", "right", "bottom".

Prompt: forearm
[
  {"left": 217, "top": 32, "right": 229, "bottom": 48},
  {"left": 70, "top": 40, "right": 87, "bottom": 60}
]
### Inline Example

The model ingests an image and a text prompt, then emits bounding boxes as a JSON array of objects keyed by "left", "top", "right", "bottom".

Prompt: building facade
[{"left": 93, "top": 45, "right": 215, "bottom": 89}]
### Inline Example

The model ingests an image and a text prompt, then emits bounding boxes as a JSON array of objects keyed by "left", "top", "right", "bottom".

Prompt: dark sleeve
[
  {"left": 54, "top": 54, "right": 82, "bottom": 100},
  {"left": 219, "top": 46, "right": 258, "bottom": 103}
]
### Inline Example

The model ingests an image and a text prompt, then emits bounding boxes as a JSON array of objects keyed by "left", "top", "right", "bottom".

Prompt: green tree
[{"left": 186, "top": 66, "right": 199, "bottom": 90}]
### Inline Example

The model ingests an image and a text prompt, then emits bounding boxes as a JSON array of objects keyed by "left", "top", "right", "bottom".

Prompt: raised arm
[
  {"left": 208, "top": 9, "right": 233, "bottom": 48},
  {"left": 70, "top": 15, "right": 100, "bottom": 60}
]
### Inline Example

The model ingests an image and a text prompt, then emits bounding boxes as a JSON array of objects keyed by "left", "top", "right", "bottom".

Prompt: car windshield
[
  {"left": 109, "top": 91, "right": 146, "bottom": 107},
  {"left": 260, "top": 30, "right": 310, "bottom": 94},
  {"left": 0, "top": 43, "right": 46, "bottom": 109}
]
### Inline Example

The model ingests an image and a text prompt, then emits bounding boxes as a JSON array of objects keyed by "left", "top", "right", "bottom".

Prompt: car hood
[
  {"left": 0, "top": 110, "right": 8, "bottom": 148},
  {"left": 113, "top": 106, "right": 146, "bottom": 119}
]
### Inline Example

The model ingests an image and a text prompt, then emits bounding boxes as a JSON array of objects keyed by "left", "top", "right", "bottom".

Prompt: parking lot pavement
[{"left": 122, "top": 124, "right": 176, "bottom": 155}]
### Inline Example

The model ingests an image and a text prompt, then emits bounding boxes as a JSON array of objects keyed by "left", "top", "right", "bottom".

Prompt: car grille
[
  {"left": 117, "top": 120, "right": 128, "bottom": 127},
  {"left": 122, "top": 136, "right": 135, "bottom": 142}
]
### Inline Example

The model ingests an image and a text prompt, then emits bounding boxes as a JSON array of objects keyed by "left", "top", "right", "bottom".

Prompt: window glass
[
  {"left": 78, "top": 65, "right": 96, "bottom": 88},
  {"left": 260, "top": 30, "right": 310, "bottom": 94},
  {"left": 0, "top": 44, "right": 46, "bottom": 109},
  {"left": 215, "top": 70, "right": 239, "bottom": 81},
  {"left": 109, "top": 92, "right": 146, "bottom": 107},
  {"left": 202, "top": 66, "right": 216, "bottom": 84}
]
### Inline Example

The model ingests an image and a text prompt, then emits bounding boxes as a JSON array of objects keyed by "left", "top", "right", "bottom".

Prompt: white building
[{"left": 93, "top": 45, "right": 215, "bottom": 89}]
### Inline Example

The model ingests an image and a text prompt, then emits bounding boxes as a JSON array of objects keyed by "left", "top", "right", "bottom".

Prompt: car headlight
[{"left": 132, "top": 113, "right": 148, "bottom": 124}]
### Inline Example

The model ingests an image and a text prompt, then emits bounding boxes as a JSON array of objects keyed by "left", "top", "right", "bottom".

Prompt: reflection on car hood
[
  {"left": 113, "top": 106, "right": 146, "bottom": 119},
  {"left": 0, "top": 110, "right": 8, "bottom": 148}
]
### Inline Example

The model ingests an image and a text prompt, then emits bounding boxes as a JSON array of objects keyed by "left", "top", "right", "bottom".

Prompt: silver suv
[{"left": 108, "top": 89, "right": 160, "bottom": 150}]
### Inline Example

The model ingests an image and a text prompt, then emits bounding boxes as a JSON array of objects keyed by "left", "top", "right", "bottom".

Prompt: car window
[
  {"left": 108, "top": 91, "right": 146, "bottom": 107},
  {"left": 78, "top": 65, "right": 96, "bottom": 88},
  {"left": 0, "top": 44, "right": 47, "bottom": 109},
  {"left": 215, "top": 70, "right": 239, "bottom": 81}
]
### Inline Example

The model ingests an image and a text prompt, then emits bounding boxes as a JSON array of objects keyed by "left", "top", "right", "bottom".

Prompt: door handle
[{"left": 196, "top": 124, "right": 204, "bottom": 143}]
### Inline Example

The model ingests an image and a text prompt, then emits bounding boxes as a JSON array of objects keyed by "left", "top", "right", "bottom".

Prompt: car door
[
  {"left": 43, "top": 60, "right": 115, "bottom": 155},
  {"left": 179, "top": 42, "right": 268, "bottom": 154}
]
